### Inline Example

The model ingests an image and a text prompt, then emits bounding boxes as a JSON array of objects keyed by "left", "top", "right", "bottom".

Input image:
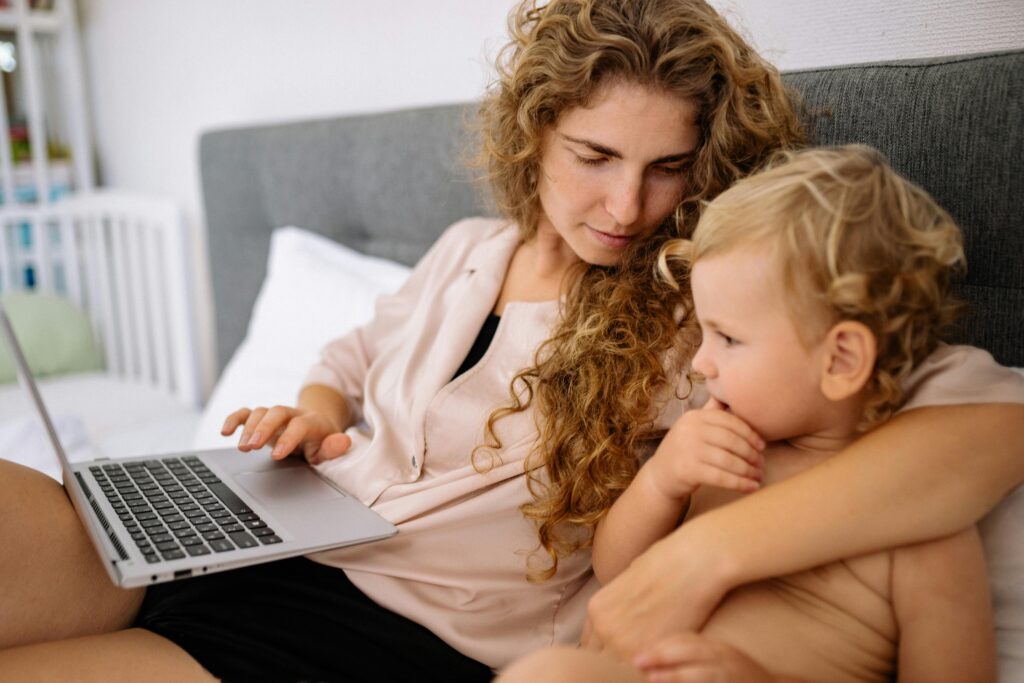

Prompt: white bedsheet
[{"left": 0, "top": 371, "right": 200, "bottom": 480}]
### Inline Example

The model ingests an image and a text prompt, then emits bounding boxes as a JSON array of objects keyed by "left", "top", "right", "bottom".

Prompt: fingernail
[
  {"left": 247, "top": 432, "right": 262, "bottom": 447},
  {"left": 271, "top": 444, "right": 284, "bottom": 458}
]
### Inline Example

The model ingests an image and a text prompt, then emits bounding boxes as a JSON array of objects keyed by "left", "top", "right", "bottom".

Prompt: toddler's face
[{"left": 690, "top": 245, "right": 830, "bottom": 442}]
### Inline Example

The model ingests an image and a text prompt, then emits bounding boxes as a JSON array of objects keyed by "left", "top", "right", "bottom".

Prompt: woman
[{"left": 0, "top": 1, "right": 1020, "bottom": 681}]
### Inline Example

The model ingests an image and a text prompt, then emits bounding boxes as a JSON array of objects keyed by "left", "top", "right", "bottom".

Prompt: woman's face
[{"left": 535, "top": 81, "right": 700, "bottom": 266}]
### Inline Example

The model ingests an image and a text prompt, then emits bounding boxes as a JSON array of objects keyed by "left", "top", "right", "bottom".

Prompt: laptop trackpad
[{"left": 235, "top": 468, "right": 345, "bottom": 503}]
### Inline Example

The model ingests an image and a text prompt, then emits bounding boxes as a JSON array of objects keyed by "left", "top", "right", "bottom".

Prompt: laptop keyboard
[{"left": 90, "top": 456, "right": 282, "bottom": 564}]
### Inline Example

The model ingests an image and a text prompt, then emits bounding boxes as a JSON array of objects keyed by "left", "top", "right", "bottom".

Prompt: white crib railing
[{"left": 0, "top": 191, "right": 201, "bottom": 408}]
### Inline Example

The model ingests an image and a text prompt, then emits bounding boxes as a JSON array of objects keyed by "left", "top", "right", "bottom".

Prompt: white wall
[{"left": 77, "top": 0, "right": 1024, "bottom": 395}]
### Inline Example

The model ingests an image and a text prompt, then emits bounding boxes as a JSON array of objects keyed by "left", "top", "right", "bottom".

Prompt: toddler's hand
[
  {"left": 634, "top": 632, "right": 783, "bottom": 683},
  {"left": 221, "top": 405, "right": 352, "bottom": 465},
  {"left": 647, "top": 396, "right": 764, "bottom": 500}
]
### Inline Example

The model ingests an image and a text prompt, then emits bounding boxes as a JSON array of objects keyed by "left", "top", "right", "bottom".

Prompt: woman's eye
[
  {"left": 575, "top": 155, "right": 607, "bottom": 167},
  {"left": 718, "top": 332, "right": 737, "bottom": 346},
  {"left": 654, "top": 164, "right": 687, "bottom": 176}
]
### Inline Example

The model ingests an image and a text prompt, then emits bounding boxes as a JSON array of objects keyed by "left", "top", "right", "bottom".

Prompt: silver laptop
[{"left": 1, "top": 302, "right": 396, "bottom": 588}]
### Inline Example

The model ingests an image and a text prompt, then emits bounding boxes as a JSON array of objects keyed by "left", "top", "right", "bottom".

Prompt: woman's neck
[{"left": 494, "top": 235, "right": 581, "bottom": 314}]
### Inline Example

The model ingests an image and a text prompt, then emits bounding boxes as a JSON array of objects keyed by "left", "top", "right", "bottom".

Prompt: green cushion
[{"left": 0, "top": 292, "right": 104, "bottom": 384}]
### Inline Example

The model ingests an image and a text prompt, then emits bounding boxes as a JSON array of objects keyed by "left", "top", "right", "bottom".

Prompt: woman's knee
[{"left": 496, "top": 646, "right": 643, "bottom": 683}]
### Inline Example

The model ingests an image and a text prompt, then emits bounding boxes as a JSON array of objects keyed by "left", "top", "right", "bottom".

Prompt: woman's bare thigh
[
  {"left": 0, "top": 459, "right": 145, "bottom": 649},
  {"left": 0, "top": 628, "right": 215, "bottom": 682}
]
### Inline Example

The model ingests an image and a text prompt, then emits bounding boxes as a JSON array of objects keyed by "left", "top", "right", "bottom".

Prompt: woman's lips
[{"left": 587, "top": 225, "right": 634, "bottom": 249}]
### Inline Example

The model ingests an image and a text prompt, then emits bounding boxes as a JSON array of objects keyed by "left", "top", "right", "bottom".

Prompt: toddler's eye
[{"left": 719, "top": 332, "right": 737, "bottom": 346}]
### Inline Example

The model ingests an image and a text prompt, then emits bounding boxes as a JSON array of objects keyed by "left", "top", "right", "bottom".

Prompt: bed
[{"left": 195, "top": 49, "right": 1024, "bottom": 678}]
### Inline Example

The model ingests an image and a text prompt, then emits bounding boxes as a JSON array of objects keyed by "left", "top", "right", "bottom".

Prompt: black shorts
[{"left": 134, "top": 557, "right": 494, "bottom": 682}]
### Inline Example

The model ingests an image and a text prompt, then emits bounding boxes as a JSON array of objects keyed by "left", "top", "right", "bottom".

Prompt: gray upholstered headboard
[{"left": 200, "top": 50, "right": 1023, "bottom": 375}]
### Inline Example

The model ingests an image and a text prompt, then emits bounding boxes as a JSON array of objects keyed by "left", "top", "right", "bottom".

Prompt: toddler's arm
[
  {"left": 592, "top": 399, "right": 764, "bottom": 584},
  {"left": 892, "top": 526, "right": 996, "bottom": 682}
]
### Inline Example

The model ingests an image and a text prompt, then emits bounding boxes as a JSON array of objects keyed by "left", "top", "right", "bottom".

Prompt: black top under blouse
[{"left": 451, "top": 313, "right": 501, "bottom": 381}]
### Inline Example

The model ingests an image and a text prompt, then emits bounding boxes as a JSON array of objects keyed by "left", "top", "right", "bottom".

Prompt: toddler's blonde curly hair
[{"left": 660, "top": 144, "right": 965, "bottom": 431}]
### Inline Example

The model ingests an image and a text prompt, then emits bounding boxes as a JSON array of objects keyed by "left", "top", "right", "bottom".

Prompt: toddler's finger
[
  {"left": 702, "top": 410, "right": 766, "bottom": 452},
  {"left": 702, "top": 396, "right": 726, "bottom": 411}
]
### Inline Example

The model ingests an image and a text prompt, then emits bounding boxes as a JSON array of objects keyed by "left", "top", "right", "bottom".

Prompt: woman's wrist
[
  {"left": 297, "top": 384, "right": 351, "bottom": 434},
  {"left": 665, "top": 510, "right": 745, "bottom": 596}
]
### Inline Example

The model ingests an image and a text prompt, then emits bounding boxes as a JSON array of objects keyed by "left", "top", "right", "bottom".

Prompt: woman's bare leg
[
  {"left": 0, "top": 459, "right": 145, "bottom": 648},
  {"left": 0, "top": 629, "right": 216, "bottom": 682},
  {"left": 496, "top": 646, "right": 643, "bottom": 683}
]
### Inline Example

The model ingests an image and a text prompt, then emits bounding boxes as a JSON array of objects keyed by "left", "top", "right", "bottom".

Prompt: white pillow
[{"left": 193, "top": 226, "right": 410, "bottom": 449}]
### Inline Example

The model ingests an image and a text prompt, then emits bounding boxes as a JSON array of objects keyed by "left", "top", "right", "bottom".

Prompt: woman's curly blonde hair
[
  {"left": 474, "top": 0, "right": 804, "bottom": 580},
  {"left": 661, "top": 145, "right": 966, "bottom": 432}
]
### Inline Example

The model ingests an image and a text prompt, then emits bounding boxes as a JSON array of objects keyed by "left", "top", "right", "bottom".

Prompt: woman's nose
[{"left": 605, "top": 174, "right": 643, "bottom": 227}]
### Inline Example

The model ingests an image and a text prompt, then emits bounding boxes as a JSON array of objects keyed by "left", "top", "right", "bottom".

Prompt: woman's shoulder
[
  {"left": 900, "top": 344, "right": 1024, "bottom": 410},
  {"left": 440, "top": 216, "right": 515, "bottom": 246}
]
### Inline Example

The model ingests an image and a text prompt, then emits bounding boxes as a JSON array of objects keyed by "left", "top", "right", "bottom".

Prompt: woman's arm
[{"left": 584, "top": 402, "right": 1024, "bottom": 658}]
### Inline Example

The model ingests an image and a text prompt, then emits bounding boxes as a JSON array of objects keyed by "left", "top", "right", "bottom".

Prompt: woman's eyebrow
[{"left": 559, "top": 133, "right": 695, "bottom": 164}]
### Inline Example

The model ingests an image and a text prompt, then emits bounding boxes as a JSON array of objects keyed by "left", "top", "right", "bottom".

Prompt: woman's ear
[{"left": 819, "top": 321, "right": 876, "bottom": 402}]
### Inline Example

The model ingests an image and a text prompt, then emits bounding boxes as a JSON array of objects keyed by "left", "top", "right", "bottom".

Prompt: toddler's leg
[{"left": 0, "top": 459, "right": 145, "bottom": 649}]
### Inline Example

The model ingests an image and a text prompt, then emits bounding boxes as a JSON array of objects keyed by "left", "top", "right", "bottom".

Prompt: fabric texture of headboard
[{"left": 200, "top": 50, "right": 1023, "bottom": 375}]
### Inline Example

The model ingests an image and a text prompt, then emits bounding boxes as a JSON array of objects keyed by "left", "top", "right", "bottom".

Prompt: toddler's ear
[{"left": 819, "top": 321, "right": 876, "bottom": 401}]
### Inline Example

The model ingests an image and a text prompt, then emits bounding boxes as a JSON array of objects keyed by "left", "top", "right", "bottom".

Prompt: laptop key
[
  {"left": 209, "top": 539, "right": 235, "bottom": 553},
  {"left": 156, "top": 541, "right": 180, "bottom": 552},
  {"left": 252, "top": 527, "right": 276, "bottom": 537},
  {"left": 185, "top": 544, "right": 211, "bottom": 556},
  {"left": 161, "top": 549, "right": 186, "bottom": 561},
  {"left": 206, "top": 483, "right": 252, "bottom": 515},
  {"left": 227, "top": 531, "right": 258, "bottom": 549},
  {"left": 259, "top": 535, "right": 283, "bottom": 545},
  {"left": 144, "top": 554, "right": 162, "bottom": 564}
]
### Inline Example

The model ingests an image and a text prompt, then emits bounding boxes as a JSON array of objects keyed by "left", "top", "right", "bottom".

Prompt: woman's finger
[
  {"left": 238, "top": 407, "right": 268, "bottom": 450},
  {"left": 248, "top": 405, "right": 298, "bottom": 450},
  {"left": 635, "top": 633, "right": 712, "bottom": 669},
  {"left": 221, "top": 408, "right": 252, "bottom": 436},
  {"left": 316, "top": 432, "right": 353, "bottom": 461},
  {"left": 269, "top": 416, "right": 310, "bottom": 461}
]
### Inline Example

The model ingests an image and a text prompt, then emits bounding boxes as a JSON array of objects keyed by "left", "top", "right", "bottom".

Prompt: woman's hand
[
  {"left": 648, "top": 397, "right": 765, "bottom": 501},
  {"left": 583, "top": 526, "right": 732, "bottom": 659},
  {"left": 221, "top": 405, "right": 352, "bottom": 465},
  {"left": 633, "top": 633, "right": 801, "bottom": 683}
]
